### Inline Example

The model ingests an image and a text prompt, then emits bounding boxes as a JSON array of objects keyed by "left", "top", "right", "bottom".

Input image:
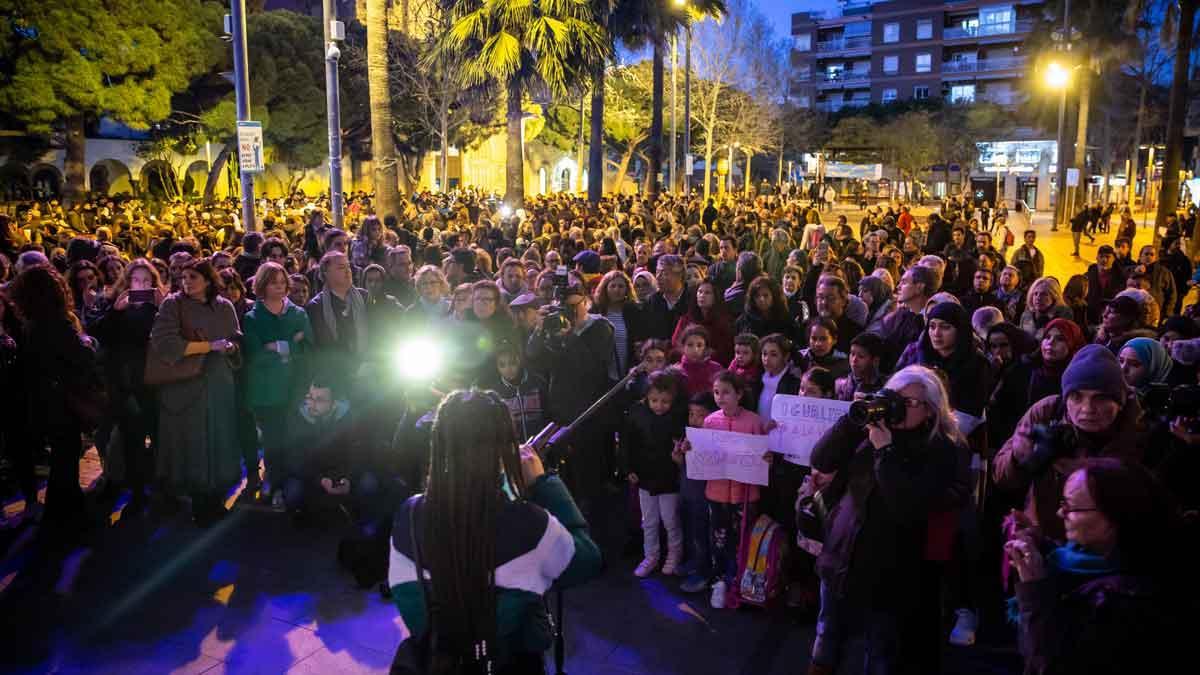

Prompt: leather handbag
[{"left": 143, "top": 301, "right": 205, "bottom": 386}]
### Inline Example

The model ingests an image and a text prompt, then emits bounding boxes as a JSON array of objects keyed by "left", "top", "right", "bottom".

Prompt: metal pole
[
  {"left": 577, "top": 90, "right": 585, "bottom": 194},
  {"left": 683, "top": 24, "right": 692, "bottom": 196},
  {"left": 670, "top": 31, "right": 678, "bottom": 195},
  {"left": 230, "top": 0, "right": 256, "bottom": 231},
  {"left": 323, "top": 0, "right": 344, "bottom": 229}
]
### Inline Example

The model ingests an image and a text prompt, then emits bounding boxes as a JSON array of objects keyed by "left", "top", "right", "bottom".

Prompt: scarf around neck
[{"left": 321, "top": 287, "right": 368, "bottom": 354}]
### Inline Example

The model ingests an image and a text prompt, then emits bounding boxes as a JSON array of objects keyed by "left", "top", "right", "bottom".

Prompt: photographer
[
  {"left": 993, "top": 345, "right": 1148, "bottom": 543},
  {"left": 526, "top": 281, "right": 616, "bottom": 513},
  {"left": 388, "top": 391, "right": 601, "bottom": 674},
  {"left": 808, "top": 366, "right": 967, "bottom": 675}
]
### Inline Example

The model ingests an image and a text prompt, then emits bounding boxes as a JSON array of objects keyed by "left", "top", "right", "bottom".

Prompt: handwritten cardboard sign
[
  {"left": 684, "top": 428, "right": 770, "bottom": 486},
  {"left": 768, "top": 395, "right": 851, "bottom": 465}
]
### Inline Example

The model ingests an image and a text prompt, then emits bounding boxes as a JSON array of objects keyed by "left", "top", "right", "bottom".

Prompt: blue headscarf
[{"left": 1122, "top": 337, "right": 1173, "bottom": 391}]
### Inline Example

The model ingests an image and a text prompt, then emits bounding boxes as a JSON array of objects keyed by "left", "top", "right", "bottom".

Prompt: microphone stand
[{"left": 526, "top": 368, "right": 637, "bottom": 675}]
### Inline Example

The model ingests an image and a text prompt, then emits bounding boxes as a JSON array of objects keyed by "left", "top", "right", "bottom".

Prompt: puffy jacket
[
  {"left": 992, "top": 395, "right": 1147, "bottom": 542},
  {"left": 620, "top": 401, "right": 687, "bottom": 495}
]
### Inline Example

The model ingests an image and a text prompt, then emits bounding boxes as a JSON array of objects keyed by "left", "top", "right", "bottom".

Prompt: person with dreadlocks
[{"left": 387, "top": 390, "right": 602, "bottom": 674}]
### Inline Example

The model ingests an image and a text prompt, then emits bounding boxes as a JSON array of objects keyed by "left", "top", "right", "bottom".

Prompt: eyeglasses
[
  {"left": 1058, "top": 498, "right": 1099, "bottom": 515},
  {"left": 900, "top": 397, "right": 925, "bottom": 409}
]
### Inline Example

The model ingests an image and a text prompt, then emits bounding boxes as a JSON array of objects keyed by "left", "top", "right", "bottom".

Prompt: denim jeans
[{"left": 680, "top": 477, "right": 710, "bottom": 576}]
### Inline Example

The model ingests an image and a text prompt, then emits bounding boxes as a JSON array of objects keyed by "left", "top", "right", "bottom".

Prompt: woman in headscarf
[
  {"left": 896, "top": 301, "right": 994, "bottom": 434},
  {"left": 1118, "top": 337, "right": 1174, "bottom": 399},
  {"left": 987, "top": 318, "right": 1087, "bottom": 452},
  {"left": 985, "top": 322, "right": 1039, "bottom": 377}
]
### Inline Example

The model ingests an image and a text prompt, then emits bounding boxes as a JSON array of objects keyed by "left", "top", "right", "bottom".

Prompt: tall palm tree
[
  {"left": 367, "top": 0, "right": 400, "bottom": 218},
  {"left": 437, "top": 0, "right": 609, "bottom": 206},
  {"left": 1120, "top": 0, "right": 1197, "bottom": 241}
]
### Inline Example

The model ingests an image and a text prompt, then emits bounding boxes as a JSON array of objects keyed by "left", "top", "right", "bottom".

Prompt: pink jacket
[{"left": 703, "top": 408, "right": 764, "bottom": 504}]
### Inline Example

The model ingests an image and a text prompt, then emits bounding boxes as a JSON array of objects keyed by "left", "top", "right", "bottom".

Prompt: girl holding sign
[{"left": 697, "top": 370, "right": 768, "bottom": 609}]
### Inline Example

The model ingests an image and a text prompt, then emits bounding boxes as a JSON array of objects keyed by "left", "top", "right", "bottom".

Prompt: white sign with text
[
  {"left": 768, "top": 395, "right": 851, "bottom": 465},
  {"left": 684, "top": 428, "right": 770, "bottom": 486}
]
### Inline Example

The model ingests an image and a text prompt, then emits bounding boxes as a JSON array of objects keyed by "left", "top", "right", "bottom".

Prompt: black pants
[
  {"left": 113, "top": 391, "right": 157, "bottom": 506},
  {"left": 42, "top": 425, "right": 84, "bottom": 527}
]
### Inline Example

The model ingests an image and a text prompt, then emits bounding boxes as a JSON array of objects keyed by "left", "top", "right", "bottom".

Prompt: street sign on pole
[
  {"left": 236, "top": 121, "right": 264, "bottom": 173},
  {"left": 1066, "top": 167, "right": 1080, "bottom": 187}
]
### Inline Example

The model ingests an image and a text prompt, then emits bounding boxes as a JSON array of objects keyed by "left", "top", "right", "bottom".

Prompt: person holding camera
[
  {"left": 1006, "top": 459, "right": 1187, "bottom": 675},
  {"left": 526, "top": 281, "right": 616, "bottom": 513},
  {"left": 807, "top": 366, "right": 967, "bottom": 675},
  {"left": 993, "top": 345, "right": 1149, "bottom": 543},
  {"left": 387, "top": 391, "right": 601, "bottom": 674}
]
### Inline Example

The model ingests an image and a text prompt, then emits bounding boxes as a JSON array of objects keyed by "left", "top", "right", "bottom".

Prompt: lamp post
[
  {"left": 728, "top": 142, "right": 739, "bottom": 195},
  {"left": 229, "top": 0, "right": 256, "bottom": 231},
  {"left": 670, "top": 31, "right": 678, "bottom": 194},
  {"left": 1047, "top": 0, "right": 1078, "bottom": 231},
  {"left": 323, "top": 0, "right": 344, "bottom": 229}
]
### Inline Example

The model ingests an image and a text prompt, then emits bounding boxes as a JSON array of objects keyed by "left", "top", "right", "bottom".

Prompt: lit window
[
  {"left": 883, "top": 23, "right": 900, "bottom": 43},
  {"left": 950, "top": 84, "right": 976, "bottom": 103},
  {"left": 882, "top": 88, "right": 898, "bottom": 103},
  {"left": 914, "top": 86, "right": 930, "bottom": 100},
  {"left": 917, "top": 19, "right": 933, "bottom": 39},
  {"left": 883, "top": 55, "right": 899, "bottom": 74},
  {"left": 915, "top": 53, "right": 932, "bottom": 72},
  {"left": 795, "top": 33, "right": 811, "bottom": 51}
]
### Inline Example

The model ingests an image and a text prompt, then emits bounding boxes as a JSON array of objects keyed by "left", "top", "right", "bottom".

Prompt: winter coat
[
  {"left": 992, "top": 395, "right": 1148, "bottom": 542},
  {"left": 639, "top": 290, "right": 690, "bottom": 342},
  {"left": 672, "top": 309, "right": 734, "bottom": 367},
  {"left": 811, "top": 420, "right": 963, "bottom": 608},
  {"left": 526, "top": 314, "right": 616, "bottom": 423},
  {"left": 621, "top": 401, "right": 687, "bottom": 495},
  {"left": 1085, "top": 264, "right": 1126, "bottom": 325},
  {"left": 241, "top": 299, "right": 314, "bottom": 409},
  {"left": 734, "top": 309, "right": 799, "bottom": 344},
  {"left": 478, "top": 370, "right": 549, "bottom": 441}
]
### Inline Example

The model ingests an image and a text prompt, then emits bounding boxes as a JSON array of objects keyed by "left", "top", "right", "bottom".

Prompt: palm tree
[
  {"left": 367, "top": 0, "right": 400, "bottom": 218},
  {"left": 1119, "top": 0, "right": 1197, "bottom": 242},
  {"left": 437, "top": 0, "right": 609, "bottom": 207}
]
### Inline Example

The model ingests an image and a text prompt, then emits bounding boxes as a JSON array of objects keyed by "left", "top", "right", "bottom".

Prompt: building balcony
[
  {"left": 981, "top": 91, "right": 1024, "bottom": 106},
  {"left": 815, "top": 98, "right": 870, "bottom": 113},
  {"left": 944, "top": 19, "right": 1034, "bottom": 40},
  {"left": 816, "top": 35, "right": 872, "bottom": 53},
  {"left": 942, "top": 56, "right": 1027, "bottom": 74},
  {"left": 816, "top": 71, "right": 871, "bottom": 90}
]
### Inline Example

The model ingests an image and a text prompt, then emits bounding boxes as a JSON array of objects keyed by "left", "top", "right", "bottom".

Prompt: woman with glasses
[
  {"left": 808, "top": 365, "right": 968, "bottom": 675},
  {"left": 1006, "top": 459, "right": 1186, "bottom": 675}
]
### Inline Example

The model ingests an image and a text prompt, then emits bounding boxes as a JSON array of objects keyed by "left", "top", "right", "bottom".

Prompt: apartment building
[{"left": 790, "top": 0, "right": 1041, "bottom": 113}]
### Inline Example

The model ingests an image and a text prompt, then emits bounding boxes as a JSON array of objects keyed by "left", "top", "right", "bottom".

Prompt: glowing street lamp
[{"left": 1044, "top": 61, "right": 1070, "bottom": 90}]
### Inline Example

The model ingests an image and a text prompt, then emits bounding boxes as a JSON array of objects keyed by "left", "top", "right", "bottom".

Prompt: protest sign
[
  {"left": 768, "top": 395, "right": 851, "bottom": 465},
  {"left": 684, "top": 428, "right": 770, "bottom": 486}
]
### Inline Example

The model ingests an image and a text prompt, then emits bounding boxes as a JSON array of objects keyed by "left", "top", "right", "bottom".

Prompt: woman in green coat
[
  {"left": 150, "top": 258, "right": 242, "bottom": 526},
  {"left": 241, "top": 261, "right": 313, "bottom": 503}
]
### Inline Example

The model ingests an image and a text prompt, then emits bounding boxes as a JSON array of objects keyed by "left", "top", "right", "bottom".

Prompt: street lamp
[{"left": 1044, "top": 62, "right": 1070, "bottom": 90}]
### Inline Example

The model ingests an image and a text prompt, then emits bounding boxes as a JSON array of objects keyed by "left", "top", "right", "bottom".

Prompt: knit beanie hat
[{"left": 1062, "top": 344, "right": 1127, "bottom": 404}]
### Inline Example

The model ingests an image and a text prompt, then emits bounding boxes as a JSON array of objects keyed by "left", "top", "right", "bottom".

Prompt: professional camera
[
  {"left": 1143, "top": 383, "right": 1200, "bottom": 432},
  {"left": 847, "top": 389, "right": 906, "bottom": 426},
  {"left": 1028, "top": 421, "right": 1078, "bottom": 456},
  {"left": 541, "top": 265, "right": 573, "bottom": 335}
]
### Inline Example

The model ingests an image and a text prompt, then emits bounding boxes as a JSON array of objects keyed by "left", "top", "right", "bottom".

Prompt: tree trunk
[
  {"left": 1127, "top": 75, "right": 1147, "bottom": 209},
  {"left": 744, "top": 152, "right": 751, "bottom": 196},
  {"left": 63, "top": 114, "right": 87, "bottom": 203},
  {"left": 588, "top": 66, "right": 605, "bottom": 205},
  {"left": 611, "top": 146, "right": 636, "bottom": 195},
  {"left": 1157, "top": 0, "right": 1196, "bottom": 250},
  {"left": 368, "top": 0, "right": 401, "bottom": 217},
  {"left": 1072, "top": 68, "right": 1091, "bottom": 210},
  {"left": 702, "top": 132, "right": 714, "bottom": 202},
  {"left": 648, "top": 34, "right": 664, "bottom": 201},
  {"left": 504, "top": 78, "right": 525, "bottom": 207},
  {"left": 203, "top": 144, "right": 232, "bottom": 205},
  {"left": 439, "top": 99, "right": 450, "bottom": 191}
]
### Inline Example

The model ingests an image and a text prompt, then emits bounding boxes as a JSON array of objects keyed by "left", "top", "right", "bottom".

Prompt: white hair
[{"left": 885, "top": 365, "right": 966, "bottom": 446}]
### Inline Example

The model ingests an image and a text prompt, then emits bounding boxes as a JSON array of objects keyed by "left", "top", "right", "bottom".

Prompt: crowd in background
[{"left": 2, "top": 186, "right": 1199, "bottom": 674}]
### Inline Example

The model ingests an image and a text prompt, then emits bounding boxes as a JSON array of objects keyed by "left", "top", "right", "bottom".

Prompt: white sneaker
[
  {"left": 634, "top": 558, "right": 659, "bottom": 578},
  {"left": 710, "top": 580, "right": 727, "bottom": 609},
  {"left": 661, "top": 557, "right": 682, "bottom": 576},
  {"left": 949, "top": 608, "right": 977, "bottom": 646}
]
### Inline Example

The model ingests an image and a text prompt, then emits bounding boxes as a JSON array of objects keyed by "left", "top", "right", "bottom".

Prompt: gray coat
[{"left": 150, "top": 293, "right": 242, "bottom": 494}]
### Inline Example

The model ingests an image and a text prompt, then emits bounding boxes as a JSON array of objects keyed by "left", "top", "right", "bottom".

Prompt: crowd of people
[{"left": 1, "top": 186, "right": 1199, "bottom": 674}]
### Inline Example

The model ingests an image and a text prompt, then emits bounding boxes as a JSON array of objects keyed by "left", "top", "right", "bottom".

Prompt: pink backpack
[{"left": 733, "top": 514, "right": 789, "bottom": 608}]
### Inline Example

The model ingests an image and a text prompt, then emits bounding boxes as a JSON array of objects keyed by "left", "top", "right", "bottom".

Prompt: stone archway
[
  {"left": 140, "top": 159, "right": 178, "bottom": 200},
  {"left": 30, "top": 164, "right": 63, "bottom": 199},
  {"left": 182, "top": 160, "right": 209, "bottom": 198},
  {"left": 89, "top": 159, "right": 135, "bottom": 196},
  {"left": 0, "top": 163, "right": 31, "bottom": 201}
]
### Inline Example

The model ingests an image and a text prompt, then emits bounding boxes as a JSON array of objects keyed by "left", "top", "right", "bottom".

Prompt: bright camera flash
[{"left": 395, "top": 337, "right": 443, "bottom": 380}]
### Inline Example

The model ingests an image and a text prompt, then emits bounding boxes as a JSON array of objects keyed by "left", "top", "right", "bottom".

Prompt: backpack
[{"left": 733, "top": 514, "right": 789, "bottom": 608}]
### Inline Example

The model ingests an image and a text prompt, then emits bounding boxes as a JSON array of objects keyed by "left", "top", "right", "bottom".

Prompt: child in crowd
[
  {"left": 626, "top": 338, "right": 671, "bottom": 402},
  {"left": 728, "top": 332, "right": 762, "bottom": 384},
  {"left": 684, "top": 370, "right": 766, "bottom": 609},
  {"left": 678, "top": 325, "right": 723, "bottom": 396},
  {"left": 622, "top": 371, "right": 687, "bottom": 577},
  {"left": 675, "top": 392, "right": 717, "bottom": 594},
  {"left": 800, "top": 366, "right": 837, "bottom": 399},
  {"left": 796, "top": 317, "right": 849, "bottom": 381},
  {"left": 478, "top": 344, "right": 547, "bottom": 441},
  {"left": 835, "top": 332, "right": 887, "bottom": 401}
]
